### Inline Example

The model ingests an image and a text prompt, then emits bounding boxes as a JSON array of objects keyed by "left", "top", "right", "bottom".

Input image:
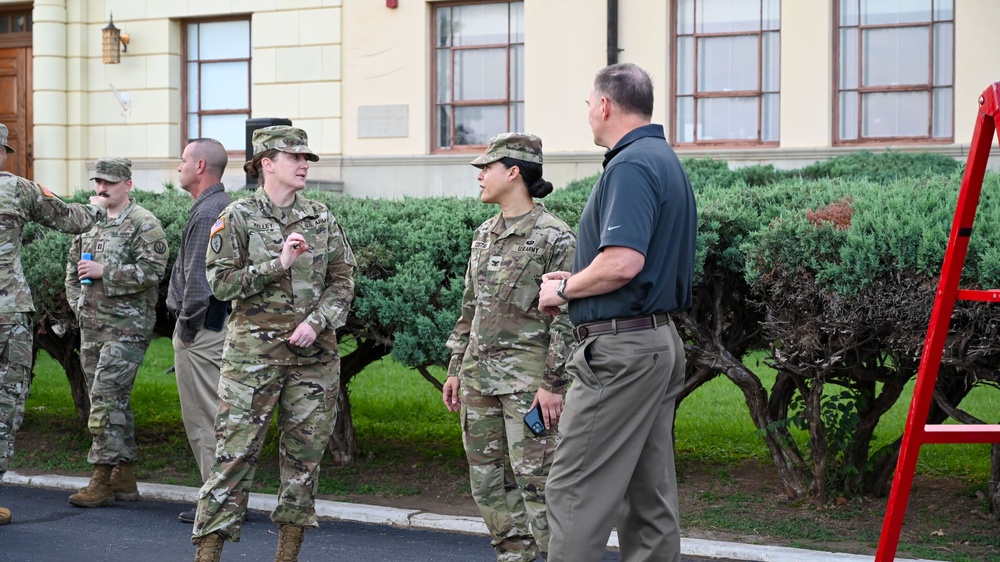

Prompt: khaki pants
[
  {"left": 173, "top": 322, "right": 227, "bottom": 482},
  {"left": 545, "top": 320, "right": 685, "bottom": 562}
]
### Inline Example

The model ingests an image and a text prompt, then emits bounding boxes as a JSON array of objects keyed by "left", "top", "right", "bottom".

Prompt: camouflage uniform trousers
[
  {"left": 192, "top": 357, "right": 340, "bottom": 543},
  {"left": 462, "top": 385, "right": 560, "bottom": 562},
  {"left": 80, "top": 338, "right": 149, "bottom": 465},
  {"left": 0, "top": 319, "right": 32, "bottom": 480}
]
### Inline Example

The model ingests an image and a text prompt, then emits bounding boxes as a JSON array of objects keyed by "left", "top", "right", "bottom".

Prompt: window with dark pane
[{"left": 0, "top": 9, "right": 31, "bottom": 35}]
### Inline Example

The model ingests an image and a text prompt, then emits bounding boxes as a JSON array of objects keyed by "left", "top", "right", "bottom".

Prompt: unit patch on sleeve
[{"left": 210, "top": 234, "right": 223, "bottom": 254}]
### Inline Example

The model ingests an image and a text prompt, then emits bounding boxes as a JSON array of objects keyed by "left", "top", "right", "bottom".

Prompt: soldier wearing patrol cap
[
  {"left": 443, "top": 132, "right": 576, "bottom": 562},
  {"left": 65, "top": 156, "right": 169, "bottom": 510},
  {"left": 0, "top": 124, "right": 109, "bottom": 525},
  {"left": 192, "top": 126, "right": 356, "bottom": 562}
]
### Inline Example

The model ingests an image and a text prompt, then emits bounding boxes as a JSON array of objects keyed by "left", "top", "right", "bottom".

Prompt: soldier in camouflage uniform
[
  {"left": 0, "top": 123, "right": 108, "bottom": 525},
  {"left": 442, "top": 133, "right": 576, "bottom": 562},
  {"left": 192, "top": 126, "right": 355, "bottom": 562},
  {"left": 65, "top": 156, "right": 169, "bottom": 508}
]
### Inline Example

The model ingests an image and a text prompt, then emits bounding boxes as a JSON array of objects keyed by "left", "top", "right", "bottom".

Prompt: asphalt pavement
[{"left": 0, "top": 471, "right": 946, "bottom": 562}]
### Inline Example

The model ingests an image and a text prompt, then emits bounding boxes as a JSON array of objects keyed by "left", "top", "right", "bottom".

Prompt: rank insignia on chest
[
  {"left": 96, "top": 241, "right": 106, "bottom": 252},
  {"left": 488, "top": 256, "right": 502, "bottom": 270}
]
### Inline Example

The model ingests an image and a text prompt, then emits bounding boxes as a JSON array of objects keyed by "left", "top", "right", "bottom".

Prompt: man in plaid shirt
[{"left": 167, "top": 138, "right": 233, "bottom": 524}]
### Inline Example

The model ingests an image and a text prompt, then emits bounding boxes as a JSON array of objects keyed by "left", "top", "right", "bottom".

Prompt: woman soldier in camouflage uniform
[
  {"left": 192, "top": 126, "right": 355, "bottom": 562},
  {"left": 442, "top": 133, "right": 576, "bottom": 562}
]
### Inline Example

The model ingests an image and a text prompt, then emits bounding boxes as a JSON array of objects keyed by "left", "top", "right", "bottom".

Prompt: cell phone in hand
[{"left": 523, "top": 403, "right": 546, "bottom": 436}]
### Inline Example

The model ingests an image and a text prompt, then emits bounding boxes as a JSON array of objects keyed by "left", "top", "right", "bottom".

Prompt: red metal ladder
[{"left": 875, "top": 81, "right": 1000, "bottom": 561}]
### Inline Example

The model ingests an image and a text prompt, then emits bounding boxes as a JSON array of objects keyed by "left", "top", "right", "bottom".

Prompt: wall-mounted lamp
[{"left": 102, "top": 14, "right": 129, "bottom": 64}]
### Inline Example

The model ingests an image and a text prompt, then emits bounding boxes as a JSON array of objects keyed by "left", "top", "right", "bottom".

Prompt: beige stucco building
[{"left": 1, "top": 0, "right": 997, "bottom": 197}]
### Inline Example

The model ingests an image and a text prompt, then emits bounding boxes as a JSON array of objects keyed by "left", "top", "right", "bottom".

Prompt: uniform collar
[
  {"left": 105, "top": 198, "right": 137, "bottom": 226},
  {"left": 253, "top": 186, "right": 317, "bottom": 225},
  {"left": 490, "top": 202, "right": 544, "bottom": 238}
]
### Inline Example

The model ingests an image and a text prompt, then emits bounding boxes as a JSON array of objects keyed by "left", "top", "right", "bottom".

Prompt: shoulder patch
[
  {"left": 210, "top": 217, "right": 225, "bottom": 237},
  {"left": 153, "top": 240, "right": 167, "bottom": 254},
  {"left": 39, "top": 184, "right": 58, "bottom": 198}
]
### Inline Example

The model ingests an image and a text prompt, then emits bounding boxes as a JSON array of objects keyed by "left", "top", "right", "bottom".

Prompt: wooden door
[{"left": 0, "top": 46, "right": 31, "bottom": 178}]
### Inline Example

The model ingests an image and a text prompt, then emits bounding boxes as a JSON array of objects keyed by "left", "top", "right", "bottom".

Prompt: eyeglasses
[{"left": 284, "top": 340, "right": 326, "bottom": 359}]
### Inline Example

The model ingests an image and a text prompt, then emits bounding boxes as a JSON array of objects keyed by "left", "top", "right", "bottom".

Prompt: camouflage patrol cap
[
  {"left": 0, "top": 123, "right": 14, "bottom": 154},
  {"left": 470, "top": 132, "right": 543, "bottom": 168},
  {"left": 91, "top": 156, "right": 132, "bottom": 182},
  {"left": 243, "top": 125, "right": 319, "bottom": 176}
]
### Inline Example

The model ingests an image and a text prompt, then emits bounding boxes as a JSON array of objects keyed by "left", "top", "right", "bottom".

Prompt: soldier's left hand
[
  {"left": 288, "top": 322, "right": 317, "bottom": 348},
  {"left": 89, "top": 195, "right": 110, "bottom": 209},
  {"left": 77, "top": 259, "right": 105, "bottom": 280},
  {"left": 279, "top": 232, "right": 310, "bottom": 270}
]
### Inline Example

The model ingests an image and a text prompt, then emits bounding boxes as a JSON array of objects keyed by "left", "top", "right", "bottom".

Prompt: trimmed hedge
[{"left": 21, "top": 151, "right": 997, "bottom": 501}]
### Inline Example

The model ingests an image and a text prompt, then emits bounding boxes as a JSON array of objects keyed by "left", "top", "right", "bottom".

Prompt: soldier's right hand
[
  {"left": 442, "top": 376, "right": 461, "bottom": 412},
  {"left": 280, "top": 232, "right": 310, "bottom": 270}
]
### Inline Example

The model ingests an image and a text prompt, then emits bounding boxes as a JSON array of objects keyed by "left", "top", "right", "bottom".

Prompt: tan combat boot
[
  {"left": 68, "top": 464, "right": 115, "bottom": 507},
  {"left": 0, "top": 506, "right": 11, "bottom": 525},
  {"left": 111, "top": 462, "right": 140, "bottom": 501},
  {"left": 275, "top": 524, "right": 304, "bottom": 561},
  {"left": 194, "top": 532, "right": 225, "bottom": 562}
]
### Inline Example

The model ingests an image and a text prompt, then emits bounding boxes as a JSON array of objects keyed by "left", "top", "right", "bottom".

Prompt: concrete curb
[{"left": 4, "top": 472, "right": 945, "bottom": 562}]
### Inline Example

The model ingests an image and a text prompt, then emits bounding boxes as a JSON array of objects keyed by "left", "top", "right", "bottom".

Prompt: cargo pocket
[{"left": 216, "top": 375, "right": 258, "bottom": 451}]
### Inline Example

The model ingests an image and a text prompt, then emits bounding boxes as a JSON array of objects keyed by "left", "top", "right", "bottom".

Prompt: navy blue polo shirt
[{"left": 569, "top": 124, "right": 697, "bottom": 326}]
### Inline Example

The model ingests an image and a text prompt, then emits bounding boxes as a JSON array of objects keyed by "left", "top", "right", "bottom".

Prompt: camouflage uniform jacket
[
  {"left": 65, "top": 199, "right": 168, "bottom": 343},
  {"left": 206, "top": 187, "right": 356, "bottom": 366},
  {"left": 446, "top": 203, "right": 576, "bottom": 395},
  {"left": 0, "top": 173, "right": 105, "bottom": 320}
]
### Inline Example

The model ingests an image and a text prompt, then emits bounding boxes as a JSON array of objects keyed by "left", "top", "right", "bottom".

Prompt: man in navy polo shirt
[{"left": 538, "top": 62, "right": 697, "bottom": 562}]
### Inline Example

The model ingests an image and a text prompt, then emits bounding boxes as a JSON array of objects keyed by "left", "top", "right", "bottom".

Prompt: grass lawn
[
  {"left": 675, "top": 350, "right": 997, "bottom": 481},
  {"left": 21, "top": 338, "right": 997, "bottom": 481},
  {"left": 13, "top": 337, "right": 1000, "bottom": 561}
]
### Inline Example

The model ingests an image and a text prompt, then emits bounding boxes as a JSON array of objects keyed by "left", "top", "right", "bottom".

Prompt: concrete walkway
[{"left": 4, "top": 471, "right": 944, "bottom": 562}]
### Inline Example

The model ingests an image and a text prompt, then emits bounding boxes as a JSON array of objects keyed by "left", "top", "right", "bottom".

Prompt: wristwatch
[{"left": 556, "top": 278, "right": 572, "bottom": 302}]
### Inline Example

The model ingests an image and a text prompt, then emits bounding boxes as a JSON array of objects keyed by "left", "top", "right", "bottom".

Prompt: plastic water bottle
[{"left": 80, "top": 252, "right": 93, "bottom": 285}]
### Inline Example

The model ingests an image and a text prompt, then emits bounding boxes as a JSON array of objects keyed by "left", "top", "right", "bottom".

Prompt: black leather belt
[{"left": 572, "top": 313, "right": 670, "bottom": 343}]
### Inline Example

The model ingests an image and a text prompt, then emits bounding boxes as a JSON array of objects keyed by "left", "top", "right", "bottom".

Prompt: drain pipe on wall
[{"left": 607, "top": 0, "right": 621, "bottom": 65}]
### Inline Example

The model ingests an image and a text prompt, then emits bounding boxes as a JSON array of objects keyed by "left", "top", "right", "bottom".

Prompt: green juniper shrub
[
  {"left": 22, "top": 151, "right": 999, "bottom": 508},
  {"left": 796, "top": 150, "right": 962, "bottom": 184}
]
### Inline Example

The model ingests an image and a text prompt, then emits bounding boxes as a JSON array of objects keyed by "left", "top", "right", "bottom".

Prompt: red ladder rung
[
  {"left": 922, "top": 424, "right": 1000, "bottom": 444},
  {"left": 957, "top": 289, "right": 1000, "bottom": 302}
]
